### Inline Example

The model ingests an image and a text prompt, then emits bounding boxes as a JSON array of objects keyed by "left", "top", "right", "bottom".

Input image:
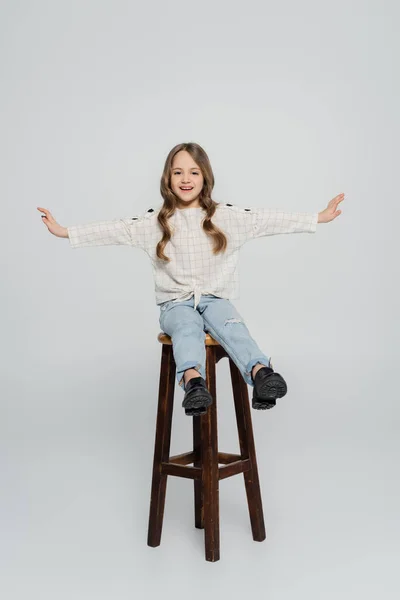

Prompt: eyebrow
[{"left": 171, "top": 166, "right": 200, "bottom": 170}]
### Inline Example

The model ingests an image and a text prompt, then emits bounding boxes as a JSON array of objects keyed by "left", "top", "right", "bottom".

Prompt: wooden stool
[{"left": 147, "top": 332, "right": 266, "bottom": 562}]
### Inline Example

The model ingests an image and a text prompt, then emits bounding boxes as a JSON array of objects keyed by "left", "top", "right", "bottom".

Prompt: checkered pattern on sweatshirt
[{"left": 67, "top": 203, "right": 318, "bottom": 308}]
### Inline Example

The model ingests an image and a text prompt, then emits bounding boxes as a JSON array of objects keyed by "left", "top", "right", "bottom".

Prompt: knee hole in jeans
[{"left": 224, "top": 318, "right": 242, "bottom": 325}]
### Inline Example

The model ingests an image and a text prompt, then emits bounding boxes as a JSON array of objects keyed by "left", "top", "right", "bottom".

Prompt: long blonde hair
[{"left": 156, "top": 142, "right": 228, "bottom": 262}]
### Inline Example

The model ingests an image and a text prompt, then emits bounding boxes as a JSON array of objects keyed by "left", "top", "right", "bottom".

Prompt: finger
[
  {"left": 40, "top": 209, "right": 56, "bottom": 223},
  {"left": 38, "top": 207, "right": 53, "bottom": 220}
]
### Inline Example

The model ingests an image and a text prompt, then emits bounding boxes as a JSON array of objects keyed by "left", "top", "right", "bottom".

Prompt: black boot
[
  {"left": 182, "top": 376, "right": 213, "bottom": 416},
  {"left": 252, "top": 365, "right": 287, "bottom": 410}
]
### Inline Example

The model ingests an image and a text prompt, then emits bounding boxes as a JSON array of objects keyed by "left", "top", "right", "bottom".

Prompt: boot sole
[
  {"left": 182, "top": 390, "right": 213, "bottom": 416},
  {"left": 252, "top": 373, "right": 287, "bottom": 410}
]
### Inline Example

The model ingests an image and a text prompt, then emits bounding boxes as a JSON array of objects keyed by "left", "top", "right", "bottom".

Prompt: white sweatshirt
[{"left": 67, "top": 202, "right": 318, "bottom": 310}]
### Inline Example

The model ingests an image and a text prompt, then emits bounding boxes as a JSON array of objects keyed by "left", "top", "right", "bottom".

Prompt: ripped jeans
[{"left": 158, "top": 294, "right": 271, "bottom": 390}]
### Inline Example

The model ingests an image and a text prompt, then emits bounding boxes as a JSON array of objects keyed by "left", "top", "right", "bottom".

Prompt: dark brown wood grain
[
  {"left": 202, "top": 344, "right": 220, "bottom": 561},
  {"left": 147, "top": 343, "right": 175, "bottom": 547},
  {"left": 193, "top": 415, "right": 204, "bottom": 529},
  {"left": 169, "top": 451, "right": 196, "bottom": 465},
  {"left": 218, "top": 459, "right": 251, "bottom": 481},
  {"left": 229, "top": 358, "right": 266, "bottom": 542},
  {"left": 161, "top": 463, "right": 202, "bottom": 479}
]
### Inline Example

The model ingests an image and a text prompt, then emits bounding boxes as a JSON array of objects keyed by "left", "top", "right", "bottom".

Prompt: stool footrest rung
[
  {"left": 218, "top": 452, "right": 242, "bottom": 464},
  {"left": 168, "top": 451, "right": 243, "bottom": 466},
  {"left": 218, "top": 459, "right": 251, "bottom": 480},
  {"left": 160, "top": 455, "right": 251, "bottom": 481},
  {"left": 161, "top": 462, "right": 202, "bottom": 479},
  {"left": 168, "top": 451, "right": 197, "bottom": 465}
]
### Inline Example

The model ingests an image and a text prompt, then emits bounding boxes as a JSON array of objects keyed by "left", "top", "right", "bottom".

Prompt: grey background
[{"left": 1, "top": 1, "right": 398, "bottom": 598}]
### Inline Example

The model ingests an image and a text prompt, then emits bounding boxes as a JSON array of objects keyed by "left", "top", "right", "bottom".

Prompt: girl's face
[{"left": 170, "top": 150, "right": 204, "bottom": 208}]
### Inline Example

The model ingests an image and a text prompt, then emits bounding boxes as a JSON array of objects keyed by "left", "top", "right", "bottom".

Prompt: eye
[{"left": 172, "top": 171, "right": 200, "bottom": 175}]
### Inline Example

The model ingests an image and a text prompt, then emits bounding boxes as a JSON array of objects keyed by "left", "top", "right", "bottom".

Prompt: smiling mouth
[{"left": 180, "top": 187, "right": 194, "bottom": 192}]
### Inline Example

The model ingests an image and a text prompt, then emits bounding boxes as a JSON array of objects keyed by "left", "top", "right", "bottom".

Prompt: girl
[{"left": 38, "top": 142, "right": 344, "bottom": 416}]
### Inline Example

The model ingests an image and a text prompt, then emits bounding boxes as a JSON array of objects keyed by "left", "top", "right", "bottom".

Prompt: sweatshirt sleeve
[
  {"left": 247, "top": 206, "right": 318, "bottom": 240},
  {"left": 66, "top": 208, "right": 156, "bottom": 250}
]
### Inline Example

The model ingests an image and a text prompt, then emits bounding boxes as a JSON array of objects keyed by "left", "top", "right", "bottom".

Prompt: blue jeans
[{"left": 158, "top": 294, "right": 271, "bottom": 390}]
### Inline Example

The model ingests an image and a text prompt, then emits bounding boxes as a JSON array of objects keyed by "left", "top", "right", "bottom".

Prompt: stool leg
[
  {"left": 229, "top": 358, "right": 266, "bottom": 542},
  {"left": 147, "top": 344, "right": 176, "bottom": 547},
  {"left": 193, "top": 415, "right": 204, "bottom": 529},
  {"left": 202, "top": 345, "right": 220, "bottom": 561}
]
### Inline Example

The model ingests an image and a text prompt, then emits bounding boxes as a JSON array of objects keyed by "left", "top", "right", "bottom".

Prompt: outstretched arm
[
  {"left": 38, "top": 206, "right": 150, "bottom": 250},
  {"left": 66, "top": 218, "right": 136, "bottom": 247},
  {"left": 243, "top": 192, "right": 345, "bottom": 242}
]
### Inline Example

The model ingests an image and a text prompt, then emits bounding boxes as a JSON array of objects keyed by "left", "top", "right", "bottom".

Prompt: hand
[
  {"left": 37, "top": 207, "right": 69, "bottom": 238},
  {"left": 318, "top": 193, "right": 345, "bottom": 223}
]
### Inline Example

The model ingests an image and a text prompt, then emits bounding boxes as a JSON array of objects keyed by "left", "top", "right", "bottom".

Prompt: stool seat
[
  {"left": 148, "top": 330, "right": 266, "bottom": 562},
  {"left": 157, "top": 332, "right": 221, "bottom": 346}
]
